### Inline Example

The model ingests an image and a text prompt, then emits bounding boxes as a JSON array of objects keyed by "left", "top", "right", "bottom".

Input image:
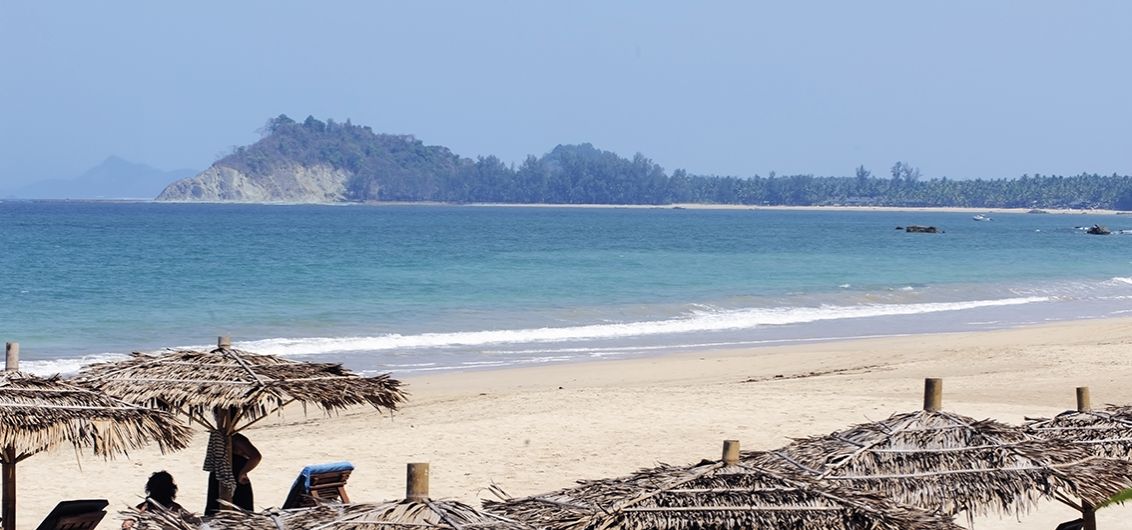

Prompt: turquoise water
[{"left": 2, "top": 201, "right": 1130, "bottom": 375}]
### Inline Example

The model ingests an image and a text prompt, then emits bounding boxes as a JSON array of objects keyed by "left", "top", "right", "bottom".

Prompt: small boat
[{"left": 972, "top": 214, "right": 992, "bottom": 221}]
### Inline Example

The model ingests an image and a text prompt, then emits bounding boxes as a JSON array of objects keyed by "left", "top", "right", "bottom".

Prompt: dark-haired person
[
  {"left": 204, "top": 432, "right": 261, "bottom": 515},
  {"left": 122, "top": 471, "right": 195, "bottom": 529}
]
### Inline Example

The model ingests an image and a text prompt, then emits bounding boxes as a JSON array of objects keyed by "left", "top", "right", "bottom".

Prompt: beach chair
[
  {"left": 282, "top": 461, "right": 354, "bottom": 508},
  {"left": 1054, "top": 520, "right": 1083, "bottom": 530},
  {"left": 34, "top": 499, "right": 108, "bottom": 530}
]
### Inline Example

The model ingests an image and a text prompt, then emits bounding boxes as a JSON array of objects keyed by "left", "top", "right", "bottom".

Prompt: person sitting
[{"left": 122, "top": 471, "right": 196, "bottom": 528}]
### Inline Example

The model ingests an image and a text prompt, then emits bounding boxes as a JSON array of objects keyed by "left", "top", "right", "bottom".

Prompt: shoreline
[
  {"left": 22, "top": 316, "right": 1132, "bottom": 529},
  {"left": 467, "top": 202, "right": 1128, "bottom": 216},
  {"left": 7, "top": 198, "right": 1128, "bottom": 216}
]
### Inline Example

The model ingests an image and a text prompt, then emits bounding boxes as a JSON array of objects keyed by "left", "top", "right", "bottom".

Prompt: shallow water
[{"left": 1, "top": 201, "right": 1129, "bottom": 375}]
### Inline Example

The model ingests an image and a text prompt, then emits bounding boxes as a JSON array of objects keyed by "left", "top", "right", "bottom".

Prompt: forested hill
[{"left": 157, "top": 115, "right": 1132, "bottom": 209}]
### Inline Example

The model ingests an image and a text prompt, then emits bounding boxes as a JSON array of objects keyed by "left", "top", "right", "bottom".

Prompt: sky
[{"left": 2, "top": 1, "right": 1130, "bottom": 189}]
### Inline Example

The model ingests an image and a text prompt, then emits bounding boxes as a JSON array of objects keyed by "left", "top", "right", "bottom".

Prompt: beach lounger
[
  {"left": 34, "top": 499, "right": 108, "bottom": 530},
  {"left": 282, "top": 461, "right": 354, "bottom": 508},
  {"left": 1054, "top": 520, "right": 1083, "bottom": 530}
]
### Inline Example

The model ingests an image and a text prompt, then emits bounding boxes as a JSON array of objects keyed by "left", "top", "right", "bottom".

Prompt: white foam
[
  {"left": 20, "top": 353, "right": 131, "bottom": 376},
  {"left": 236, "top": 296, "right": 1051, "bottom": 356},
  {"left": 382, "top": 362, "right": 438, "bottom": 368},
  {"left": 1110, "top": 277, "right": 1132, "bottom": 286}
]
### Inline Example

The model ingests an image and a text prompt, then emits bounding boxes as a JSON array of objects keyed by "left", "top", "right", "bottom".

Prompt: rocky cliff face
[{"left": 155, "top": 162, "right": 352, "bottom": 202}]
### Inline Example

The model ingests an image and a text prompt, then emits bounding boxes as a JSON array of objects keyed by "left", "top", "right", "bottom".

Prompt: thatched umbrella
[
  {"left": 758, "top": 378, "right": 1132, "bottom": 528},
  {"left": 76, "top": 336, "right": 407, "bottom": 505},
  {"left": 1023, "top": 386, "right": 1132, "bottom": 530},
  {"left": 1025, "top": 386, "right": 1132, "bottom": 458},
  {"left": 126, "top": 463, "right": 536, "bottom": 530},
  {"left": 484, "top": 440, "right": 963, "bottom": 530},
  {"left": 0, "top": 342, "right": 192, "bottom": 530}
]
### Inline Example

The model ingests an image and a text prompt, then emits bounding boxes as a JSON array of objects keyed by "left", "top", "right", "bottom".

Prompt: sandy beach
[{"left": 20, "top": 317, "right": 1132, "bottom": 529}]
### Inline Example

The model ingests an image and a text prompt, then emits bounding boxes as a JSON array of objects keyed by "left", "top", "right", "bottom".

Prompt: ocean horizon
[{"left": 2, "top": 200, "right": 1130, "bottom": 377}]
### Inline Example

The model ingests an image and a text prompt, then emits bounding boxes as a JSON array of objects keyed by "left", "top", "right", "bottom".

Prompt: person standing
[{"left": 204, "top": 432, "right": 261, "bottom": 515}]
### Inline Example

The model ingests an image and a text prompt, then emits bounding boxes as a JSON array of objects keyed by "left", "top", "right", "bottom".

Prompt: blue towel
[{"left": 299, "top": 461, "right": 354, "bottom": 491}]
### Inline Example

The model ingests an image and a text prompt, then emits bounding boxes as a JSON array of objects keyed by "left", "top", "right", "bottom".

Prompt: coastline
[
  {"left": 10, "top": 198, "right": 1127, "bottom": 216},
  {"left": 469, "top": 202, "right": 1128, "bottom": 216},
  {"left": 25, "top": 317, "right": 1132, "bottom": 529}
]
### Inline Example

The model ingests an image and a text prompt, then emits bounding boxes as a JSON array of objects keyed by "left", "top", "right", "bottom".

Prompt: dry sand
[{"left": 19, "top": 317, "right": 1132, "bottom": 529}]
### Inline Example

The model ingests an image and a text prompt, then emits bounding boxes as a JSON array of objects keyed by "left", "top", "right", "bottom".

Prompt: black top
[{"left": 231, "top": 432, "right": 250, "bottom": 475}]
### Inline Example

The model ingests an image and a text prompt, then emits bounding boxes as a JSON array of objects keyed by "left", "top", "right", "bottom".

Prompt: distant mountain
[{"left": 13, "top": 156, "right": 196, "bottom": 199}]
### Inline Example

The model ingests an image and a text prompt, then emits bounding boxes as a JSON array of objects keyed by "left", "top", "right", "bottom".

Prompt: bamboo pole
[
  {"left": 923, "top": 378, "right": 942, "bottom": 412},
  {"left": 406, "top": 463, "right": 429, "bottom": 501},
  {"left": 218, "top": 336, "right": 231, "bottom": 349},
  {"left": 721, "top": 440, "right": 740, "bottom": 465},
  {"left": 1076, "top": 387, "right": 1091, "bottom": 413},
  {"left": 3, "top": 343, "right": 17, "bottom": 530}
]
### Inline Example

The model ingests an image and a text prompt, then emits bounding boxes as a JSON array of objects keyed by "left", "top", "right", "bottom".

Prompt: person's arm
[
  {"left": 122, "top": 503, "right": 147, "bottom": 529},
  {"left": 233, "top": 435, "right": 262, "bottom": 484}
]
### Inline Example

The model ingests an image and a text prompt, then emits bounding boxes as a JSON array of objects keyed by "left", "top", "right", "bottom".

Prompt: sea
[{"left": 2, "top": 201, "right": 1130, "bottom": 377}]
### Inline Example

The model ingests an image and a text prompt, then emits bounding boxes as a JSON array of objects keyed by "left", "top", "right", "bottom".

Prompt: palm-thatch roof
[
  {"left": 78, "top": 339, "right": 407, "bottom": 506},
  {"left": 76, "top": 342, "right": 406, "bottom": 428},
  {"left": 0, "top": 366, "right": 192, "bottom": 530},
  {"left": 1026, "top": 407, "right": 1132, "bottom": 458},
  {"left": 484, "top": 442, "right": 963, "bottom": 530},
  {"left": 1024, "top": 388, "right": 1132, "bottom": 458},
  {"left": 758, "top": 405, "right": 1132, "bottom": 520},
  {"left": 0, "top": 370, "right": 192, "bottom": 462},
  {"left": 125, "top": 499, "right": 536, "bottom": 530}
]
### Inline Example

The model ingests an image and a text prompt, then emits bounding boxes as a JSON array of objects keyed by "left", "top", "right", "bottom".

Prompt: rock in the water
[
  {"left": 904, "top": 225, "right": 939, "bottom": 233},
  {"left": 1085, "top": 224, "right": 1111, "bottom": 235}
]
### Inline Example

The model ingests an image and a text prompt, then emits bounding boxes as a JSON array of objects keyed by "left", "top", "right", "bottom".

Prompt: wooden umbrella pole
[
  {"left": 1075, "top": 386, "right": 1096, "bottom": 530},
  {"left": 923, "top": 378, "right": 942, "bottom": 412},
  {"left": 2, "top": 447, "right": 14, "bottom": 530},
  {"left": 722, "top": 440, "right": 740, "bottom": 465},
  {"left": 1081, "top": 503, "right": 1097, "bottom": 530},
  {"left": 1076, "top": 386, "right": 1091, "bottom": 413},
  {"left": 406, "top": 463, "right": 429, "bottom": 501},
  {"left": 3, "top": 343, "right": 17, "bottom": 530},
  {"left": 4, "top": 343, "right": 17, "bottom": 372}
]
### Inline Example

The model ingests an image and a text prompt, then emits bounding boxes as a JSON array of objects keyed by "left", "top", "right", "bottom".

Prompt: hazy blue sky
[{"left": 2, "top": 1, "right": 1130, "bottom": 188}]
